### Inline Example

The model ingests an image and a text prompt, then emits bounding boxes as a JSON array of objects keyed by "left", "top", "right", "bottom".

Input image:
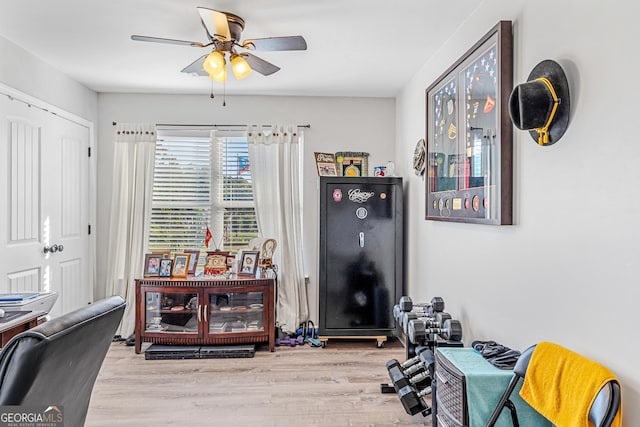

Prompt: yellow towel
[{"left": 519, "top": 342, "right": 622, "bottom": 427}]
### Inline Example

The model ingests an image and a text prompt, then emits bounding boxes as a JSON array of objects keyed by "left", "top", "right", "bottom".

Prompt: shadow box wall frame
[{"left": 425, "top": 20, "right": 513, "bottom": 225}]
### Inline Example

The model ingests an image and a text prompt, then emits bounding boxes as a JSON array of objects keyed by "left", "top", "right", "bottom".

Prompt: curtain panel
[
  {"left": 104, "top": 123, "right": 156, "bottom": 338},
  {"left": 247, "top": 125, "right": 309, "bottom": 333}
]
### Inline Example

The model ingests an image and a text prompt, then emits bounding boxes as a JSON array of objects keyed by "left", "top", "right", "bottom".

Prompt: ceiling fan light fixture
[
  {"left": 231, "top": 54, "right": 252, "bottom": 80},
  {"left": 203, "top": 51, "right": 226, "bottom": 77},
  {"left": 209, "top": 66, "right": 227, "bottom": 82}
]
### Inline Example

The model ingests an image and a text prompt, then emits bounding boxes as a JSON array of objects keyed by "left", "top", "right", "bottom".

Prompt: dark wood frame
[
  {"left": 158, "top": 258, "right": 173, "bottom": 277},
  {"left": 425, "top": 21, "right": 513, "bottom": 225},
  {"left": 143, "top": 253, "right": 163, "bottom": 277},
  {"left": 183, "top": 249, "right": 200, "bottom": 275},
  {"left": 238, "top": 250, "right": 259, "bottom": 276}
]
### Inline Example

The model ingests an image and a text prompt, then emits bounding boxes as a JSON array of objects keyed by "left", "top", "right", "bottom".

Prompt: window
[
  {"left": 212, "top": 135, "right": 259, "bottom": 252},
  {"left": 148, "top": 128, "right": 258, "bottom": 255}
]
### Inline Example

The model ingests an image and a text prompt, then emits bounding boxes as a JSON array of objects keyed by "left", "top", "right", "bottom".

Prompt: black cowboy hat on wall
[{"left": 509, "top": 59, "right": 570, "bottom": 146}]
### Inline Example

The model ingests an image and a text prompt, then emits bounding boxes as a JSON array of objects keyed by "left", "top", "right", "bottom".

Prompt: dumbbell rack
[{"left": 384, "top": 296, "right": 466, "bottom": 423}]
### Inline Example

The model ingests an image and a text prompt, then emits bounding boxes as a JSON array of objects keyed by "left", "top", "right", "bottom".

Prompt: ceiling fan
[{"left": 131, "top": 6, "right": 307, "bottom": 82}]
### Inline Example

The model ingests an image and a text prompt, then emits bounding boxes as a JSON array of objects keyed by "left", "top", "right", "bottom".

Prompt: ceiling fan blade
[
  {"left": 180, "top": 55, "right": 208, "bottom": 76},
  {"left": 243, "top": 53, "right": 281, "bottom": 76},
  {"left": 131, "top": 35, "right": 206, "bottom": 48},
  {"left": 197, "top": 7, "right": 231, "bottom": 41},
  {"left": 242, "top": 36, "right": 307, "bottom": 51}
]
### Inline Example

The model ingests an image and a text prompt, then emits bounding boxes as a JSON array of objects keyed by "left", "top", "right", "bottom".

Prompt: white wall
[
  {"left": 396, "top": 0, "right": 640, "bottom": 422},
  {"left": 96, "top": 93, "right": 395, "bottom": 323},
  {"left": 0, "top": 36, "right": 97, "bottom": 121}
]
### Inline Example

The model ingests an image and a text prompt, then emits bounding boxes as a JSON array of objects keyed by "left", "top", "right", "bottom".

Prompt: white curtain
[
  {"left": 104, "top": 123, "right": 156, "bottom": 338},
  {"left": 247, "top": 125, "right": 309, "bottom": 333}
]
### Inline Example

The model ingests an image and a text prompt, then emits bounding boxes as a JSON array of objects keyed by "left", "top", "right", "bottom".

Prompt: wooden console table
[{"left": 135, "top": 275, "right": 275, "bottom": 354}]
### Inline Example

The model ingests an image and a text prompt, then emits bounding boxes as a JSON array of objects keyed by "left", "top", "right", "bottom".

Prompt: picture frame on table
[
  {"left": 314, "top": 152, "right": 338, "bottom": 176},
  {"left": 171, "top": 253, "right": 191, "bottom": 278},
  {"left": 144, "top": 254, "right": 163, "bottom": 277},
  {"left": 159, "top": 258, "right": 173, "bottom": 277},
  {"left": 238, "top": 250, "right": 260, "bottom": 276},
  {"left": 425, "top": 20, "right": 513, "bottom": 225},
  {"left": 183, "top": 249, "right": 200, "bottom": 275}
]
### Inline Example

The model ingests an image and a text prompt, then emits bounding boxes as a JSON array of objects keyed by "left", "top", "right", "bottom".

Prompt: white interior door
[{"left": 0, "top": 94, "right": 92, "bottom": 316}]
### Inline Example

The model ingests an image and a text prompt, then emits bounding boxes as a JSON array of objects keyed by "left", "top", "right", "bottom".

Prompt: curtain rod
[{"left": 112, "top": 122, "right": 310, "bottom": 128}]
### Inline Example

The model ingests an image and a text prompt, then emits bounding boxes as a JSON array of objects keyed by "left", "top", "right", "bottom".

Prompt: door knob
[
  {"left": 57, "top": 244, "right": 64, "bottom": 252},
  {"left": 43, "top": 244, "right": 61, "bottom": 254}
]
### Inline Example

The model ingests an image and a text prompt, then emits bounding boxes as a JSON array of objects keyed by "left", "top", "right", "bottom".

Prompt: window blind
[
  {"left": 213, "top": 137, "right": 259, "bottom": 252},
  {"left": 149, "top": 129, "right": 258, "bottom": 255}
]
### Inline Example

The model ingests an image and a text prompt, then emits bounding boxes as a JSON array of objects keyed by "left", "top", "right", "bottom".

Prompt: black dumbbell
[
  {"left": 382, "top": 346, "right": 430, "bottom": 394},
  {"left": 408, "top": 318, "right": 463, "bottom": 345},
  {"left": 394, "top": 296, "right": 445, "bottom": 322},
  {"left": 386, "top": 346, "right": 430, "bottom": 372},
  {"left": 387, "top": 349, "right": 435, "bottom": 391},
  {"left": 405, "top": 313, "right": 452, "bottom": 343},
  {"left": 401, "top": 310, "right": 451, "bottom": 337},
  {"left": 399, "top": 303, "right": 450, "bottom": 334},
  {"left": 395, "top": 350, "right": 436, "bottom": 416},
  {"left": 397, "top": 384, "right": 432, "bottom": 416},
  {"left": 398, "top": 296, "right": 445, "bottom": 313}
]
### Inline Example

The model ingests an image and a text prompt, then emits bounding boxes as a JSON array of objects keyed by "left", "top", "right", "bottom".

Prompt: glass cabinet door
[
  {"left": 144, "top": 288, "right": 200, "bottom": 335},
  {"left": 208, "top": 291, "right": 264, "bottom": 334}
]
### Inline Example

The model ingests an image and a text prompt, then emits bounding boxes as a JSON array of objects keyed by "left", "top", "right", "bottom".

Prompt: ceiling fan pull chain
[{"left": 210, "top": 80, "right": 215, "bottom": 99}]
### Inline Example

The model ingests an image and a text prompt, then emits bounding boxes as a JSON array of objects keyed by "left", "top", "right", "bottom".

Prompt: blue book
[{"left": 0, "top": 292, "right": 40, "bottom": 302}]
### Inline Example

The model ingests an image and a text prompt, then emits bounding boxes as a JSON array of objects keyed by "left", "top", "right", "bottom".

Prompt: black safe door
[{"left": 319, "top": 177, "right": 403, "bottom": 335}]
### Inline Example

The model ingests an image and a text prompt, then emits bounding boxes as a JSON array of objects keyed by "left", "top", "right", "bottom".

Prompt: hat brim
[{"left": 525, "top": 60, "right": 570, "bottom": 145}]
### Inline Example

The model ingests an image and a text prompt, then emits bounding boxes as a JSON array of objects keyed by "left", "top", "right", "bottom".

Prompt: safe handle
[{"left": 359, "top": 232, "right": 365, "bottom": 248}]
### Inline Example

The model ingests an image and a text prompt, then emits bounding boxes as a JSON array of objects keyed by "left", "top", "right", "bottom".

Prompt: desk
[{"left": 0, "top": 311, "right": 45, "bottom": 347}]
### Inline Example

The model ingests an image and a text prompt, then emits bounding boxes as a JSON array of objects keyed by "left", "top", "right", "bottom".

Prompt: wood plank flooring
[{"left": 86, "top": 338, "right": 432, "bottom": 426}]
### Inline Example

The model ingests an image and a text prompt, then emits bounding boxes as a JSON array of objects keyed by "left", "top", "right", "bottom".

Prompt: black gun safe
[{"left": 318, "top": 176, "right": 404, "bottom": 347}]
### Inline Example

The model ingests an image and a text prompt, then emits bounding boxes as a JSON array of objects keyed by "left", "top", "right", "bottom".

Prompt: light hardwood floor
[{"left": 86, "top": 338, "right": 433, "bottom": 427}]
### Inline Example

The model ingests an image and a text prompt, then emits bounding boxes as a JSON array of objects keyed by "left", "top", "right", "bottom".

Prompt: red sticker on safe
[{"left": 333, "top": 189, "right": 342, "bottom": 202}]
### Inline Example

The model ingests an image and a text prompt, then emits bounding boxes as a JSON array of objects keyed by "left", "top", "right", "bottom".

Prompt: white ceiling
[{"left": 0, "top": 0, "right": 482, "bottom": 97}]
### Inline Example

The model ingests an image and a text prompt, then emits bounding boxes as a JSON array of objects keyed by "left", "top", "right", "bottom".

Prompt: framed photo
[
  {"left": 425, "top": 21, "right": 513, "bottom": 225},
  {"left": 314, "top": 152, "right": 337, "bottom": 176},
  {"left": 144, "top": 254, "right": 163, "bottom": 277},
  {"left": 238, "top": 250, "right": 260, "bottom": 276},
  {"left": 335, "top": 151, "right": 369, "bottom": 177},
  {"left": 171, "top": 253, "right": 191, "bottom": 278},
  {"left": 183, "top": 249, "right": 200, "bottom": 275},
  {"left": 159, "top": 258, "right": 173, "bottom": 277}
]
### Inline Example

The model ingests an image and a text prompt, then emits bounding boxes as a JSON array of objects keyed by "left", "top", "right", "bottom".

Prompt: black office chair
[
  {"left": 486, "top": 344, "right": 621, "bottom": 427},
  {"left": 0, "top": 295, "right": 125, "bottom": 427}
]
